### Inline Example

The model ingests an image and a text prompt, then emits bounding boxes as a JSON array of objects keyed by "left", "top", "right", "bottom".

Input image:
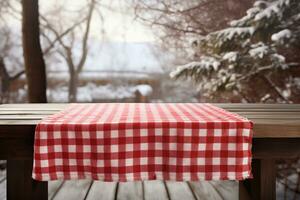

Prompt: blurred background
[{"left": 0, "top": 0, "right": 300, "bottom": 199}]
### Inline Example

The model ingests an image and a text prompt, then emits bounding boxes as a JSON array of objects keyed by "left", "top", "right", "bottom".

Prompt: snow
[
  {"left": 19, "top": 71, "right": 155, "bottom": 81},
  {"left": 272, "top": 54, "right": 286, "bottom": 63},
  {"left": 254, "top": 0, "right": 290, "bottom": 21},
  {"left": 134, "top": 84, "right": 153, "bottom": 96},
  {"left": 223, "top": 52, "right": 238, "bottom": 62},
  {"left": 170, "top": 57, "right": 220, "bottom": 79},
  {"left": 271, "top": 29, "right": 292, "bottom": 42},
  {"left": 47, "top": 83, "right": 153, "bottom": 102},
  {"left": 230, "top": 7, "right": 260, "bottom": 27},
  {"left": 213, "top": 27, "right": 255, "bottom": 42},
  {"left": 249, "top": 43, "right": 269, "bottom": 58}
]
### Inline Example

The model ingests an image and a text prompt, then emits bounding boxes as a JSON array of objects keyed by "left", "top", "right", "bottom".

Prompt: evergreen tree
[{"left": 171, "top": 0, "right": 300, "bottom": 103}]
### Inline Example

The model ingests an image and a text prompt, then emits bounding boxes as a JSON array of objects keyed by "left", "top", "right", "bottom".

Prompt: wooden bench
[{"left": 0, "top": 103, "right": 300, "bottom": 200}]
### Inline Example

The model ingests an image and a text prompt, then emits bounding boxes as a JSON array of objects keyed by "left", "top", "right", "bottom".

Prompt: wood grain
[
  {"left": 165, "top": 181, "right": 195, "bottom": 200},
  {"left": 116, "top": 181, "right": 143, "bottom": 200},
  {"left": 85, "top": 181, "right": 118, "bottom": 200},
  {"left": 188, "top": 181, "right": 222, "bottom": 200},
  {"left": 1, "top": 103, "right": 300, "bottom": 138},
  {"left": 53, "top": 180, "right": 92, "bottom": 200},
  {"left": 143, "top": 181, "right": 169, "bottom": 200}
]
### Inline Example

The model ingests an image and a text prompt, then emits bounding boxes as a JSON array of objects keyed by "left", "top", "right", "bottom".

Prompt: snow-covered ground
[{"left": 47, "top": 83, "right": 153, "bottom": 103}]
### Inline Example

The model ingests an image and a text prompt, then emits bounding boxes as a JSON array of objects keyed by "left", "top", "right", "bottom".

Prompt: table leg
[
  {"left": 240, "top": 159, "right": 276, "bottom": 200},
  {"left": 7, "top": 159, "right": 48, "bottom": 200}
]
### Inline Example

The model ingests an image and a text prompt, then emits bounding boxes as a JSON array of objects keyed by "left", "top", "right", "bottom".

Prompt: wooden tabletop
[{"left": 0, "top": 103, "right": 300, "bottom": 138}]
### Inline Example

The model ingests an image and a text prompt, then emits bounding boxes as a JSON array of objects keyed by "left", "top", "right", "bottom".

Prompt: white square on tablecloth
[
  {"left": 141, "top": 143, "right": 148, "bottom": 150},
  {"left": 54, "top": 145, "right": 62, "bottom": 152},
  {"left": 110, "top": 145, "right": 118, "bottom": 153},
  {"left": 53, "top": 131, "right": 61, "bottom": 139},
  {"left": 111, "top": 130, "right": 119, "bottom": 138},
  {"left": 228, "top": 157, "right": 236, "bottom": 165},
  {"left": 155, "top": 157, "right": 163, "bottom": 164},
  {"left": 68, "top": 145, "right": 76, "bottom": 152},
  {"left": 184, "top": 129, "right": 192, "bottom": 136},
  {"left": 228, "top": 143, "right": 236, "bottom": 151},
  {"left": 155, "top": 143, "right": 163, "bottom": 150},
  {"left": 199, "top": 143, "right": 206, "bottom": 151},
  {"left": 111, "top": 159, "right": 118, "bottom": 167},
  {"left": 41, "top": 160, "right": 48, "bottom": 167},
  {"left": 141, "top": 157, "right": 148, "bottom": 165},
  {"left": 228, "top": 129, "right": 237, "bottom": 136},
  {"left": 183, "top": 158, "right": 191, "bottom": 165},
  {"left": 83, "top": 145, "right": 91, "bottom": 152},
  {"left": 40, "top": 146, "right": 48, "bottom": 154},
  {"left": 214, "top": 129, "right": 222, "bottom": 136},
  {"left": 197, "top": 158, "right": 205, "bottom": 165},
  {"left": 126, "top": 158, "right": 133, "bottom": 166},
  {"left": 126, "top": 144, "right": 133, "bottom": 151},
  {"left": 212, "top": 157, "right": 220, "bottom": 165},
  {"left": 184, "top": 143, "right": 191, "bottom": 150},
  {"left": 126, "top": 129, "right": 133, "bottom": 137},
  {"left": 213, "top": 143, "right": 221, "bottom": 150},
  {"left": 199, "top": 129, "right": 207, "bottom": 136}
]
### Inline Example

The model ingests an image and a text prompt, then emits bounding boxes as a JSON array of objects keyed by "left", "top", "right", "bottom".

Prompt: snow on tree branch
[{"left": 171, "top": 0, "right": 300, "bottom": 102}]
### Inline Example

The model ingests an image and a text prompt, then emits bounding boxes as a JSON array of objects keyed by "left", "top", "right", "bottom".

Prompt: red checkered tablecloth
[{"left": 32, "top": 103, "right": 253, "bottom": 181}]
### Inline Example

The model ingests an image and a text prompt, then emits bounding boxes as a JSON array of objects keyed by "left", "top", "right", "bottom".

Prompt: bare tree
[
  {"left": 130, "top": 0, "right": 254, "bottom": 65},
  {"left": 22, "top": 0, "right": 47, "bottom": 103},
  {"left": 41, "top": 0, "right": 97, "bottom": 102},
  {"left": 0, "top": 57, "right": 24, "bottom": 103}
]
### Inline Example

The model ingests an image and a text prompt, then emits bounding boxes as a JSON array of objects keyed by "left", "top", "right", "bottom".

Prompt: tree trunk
[
  {"left": 0, "top": 57, "right": 10, "bottom": 103},
  {"left": 22, "top": 0, "right": 47, "bottom": 103},
  {"left": 68, "top": 71, "right": 78, "bottom": 103}
]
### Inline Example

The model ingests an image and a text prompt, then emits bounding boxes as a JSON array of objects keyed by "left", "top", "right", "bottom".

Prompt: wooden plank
[
  {"left": 260, "top": 159, "right": 276, "bottom": 200},
  {"left": 255, "top": 124, "right": 300, "bottom": 138},
  {"left": 1, "top": 114, "right": 300, "bottom": 120},
  {"left": 53, "top": 180, "right": 92, "bottom": 200},
  {"left": 2, "top": 103, "right": 300, "bottom": 108},
  {"left": 188, "top": 181, "right": 222, "bottom": 200},
  {"left": 215, "top": 103, "right": 300, "bottom": 108},
  {"left": 85, "top": 181, "right": 118, "bottom": 200},
  {"left": 242, "top": 159, "right": 276, "bottom": 200},
  {"left": 165, "top": 181, "right": 195, "bottom": 200},
  {"left": 253, "top": 138, "right": 300, "bottom": 158},
  {"left": 0, "top": 138, "right": 33, "bottom": 159},
  {"left": 209, "top": 181, "right": 238, "bottom": 200},
  {"left": 0, "top": 179, "right": 6, "bottom": 200},
  {"left": 0, "top": 115, "right": 49, "bottom": 119},
  {"left": 7, "top": 159, "right": 48, "bottom": 200},
  {"left": 1, "top": 110, "right": 297, "bottom": 116},
  {"left": 0, "top": 120, "right": 40, "bottom": 125},
  {"left": 0, "top": 103, "right": 67, "bottom": 108},
  {"left": 0, "top": 111, "right": 57, "bottom": 115},
  {"left": 143, "top": 181, "right": 169, "bottom": 200},
  {"left": 0, "top": 108, "right": 61, "bottom": 111},
  {"left": 48, "top": 181, "right": 64, "bottom": 199},
  {"left": 116, "top": 181, "right": 143, "bottom": 200},
  {"left": 0, "top": 170, "right": 6, "bottom": 200},
  {"left": 244, "top": 115, "right": 300, "bottom": 119},
  {"left": 1, "top": 120, "right": 300, "bottom": 138},
  {"left": 235, "top": 111, "right": 300, "bottom": 115}
]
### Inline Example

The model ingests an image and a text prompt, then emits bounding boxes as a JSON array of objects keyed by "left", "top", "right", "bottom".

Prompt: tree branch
[{"left": 76, "top": 0, "right": 95, "bottom": 73}]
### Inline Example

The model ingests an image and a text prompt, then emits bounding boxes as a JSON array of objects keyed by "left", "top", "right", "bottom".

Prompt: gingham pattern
[{"left": 32, "top": 103, "right": 253, "bottom": 181}]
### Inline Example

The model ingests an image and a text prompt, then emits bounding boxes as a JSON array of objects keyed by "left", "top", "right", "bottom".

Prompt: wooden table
[{"left": 0, "top": 103, "right": 300, "bottom": 200}]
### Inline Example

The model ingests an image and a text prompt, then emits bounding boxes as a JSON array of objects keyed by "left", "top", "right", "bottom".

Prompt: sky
[{"left": 39, "top": 0, "right": 156, "bottom": 43}]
